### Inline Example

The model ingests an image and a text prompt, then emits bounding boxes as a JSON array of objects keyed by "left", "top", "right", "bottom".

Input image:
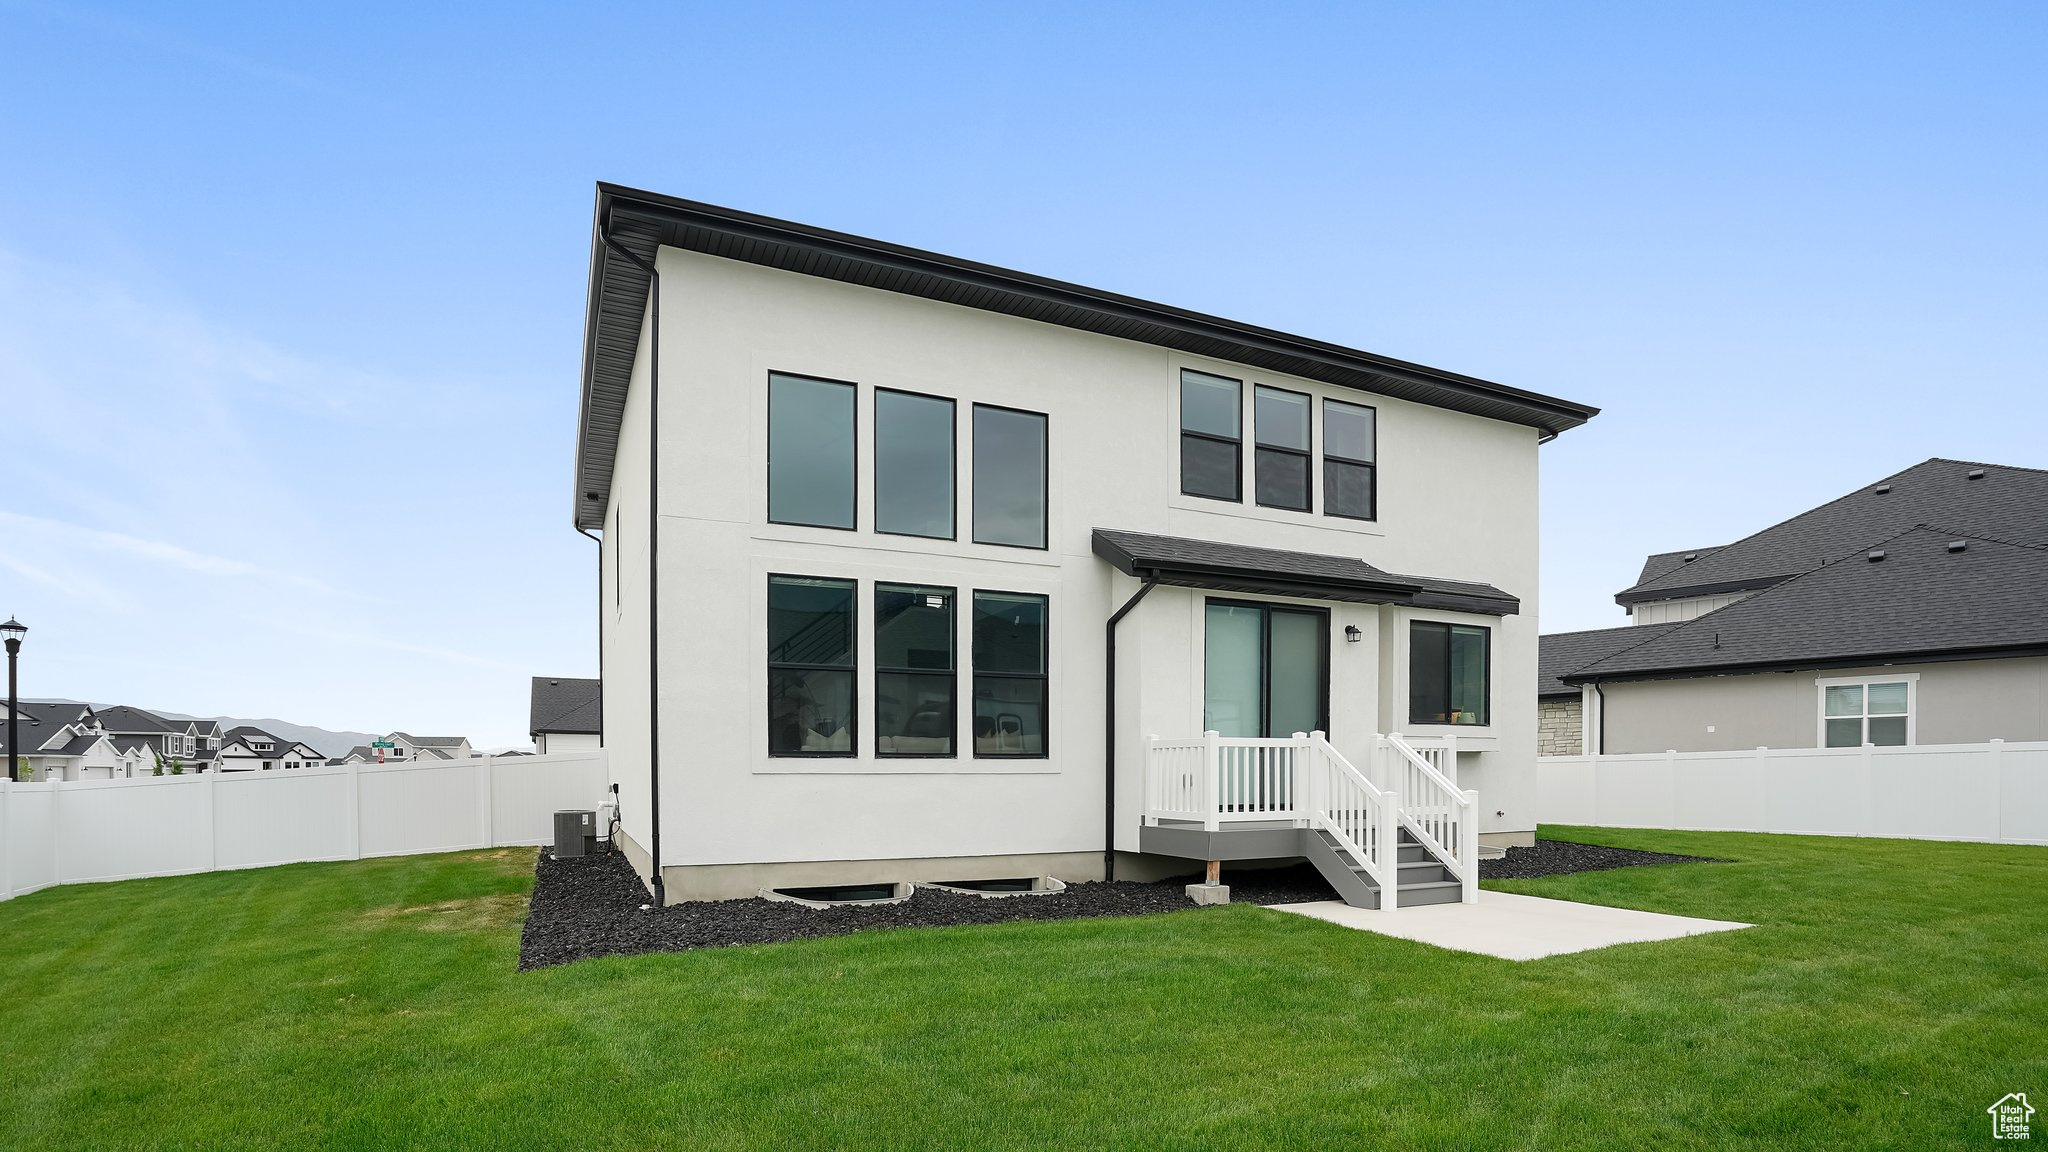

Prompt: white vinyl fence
[
  {"left": 1539, "top": 739, "right": 2048, "bottom": 845},
  {"left": 0, "top": 751, "right": 608, "bottom": 901}
]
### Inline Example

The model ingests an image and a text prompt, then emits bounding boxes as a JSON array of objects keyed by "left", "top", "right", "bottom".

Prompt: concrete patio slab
[{"left": 1265, "top": 891, "right": 1752, "bottom": 961}]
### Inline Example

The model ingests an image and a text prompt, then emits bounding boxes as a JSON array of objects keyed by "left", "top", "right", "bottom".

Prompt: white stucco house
[
  {"left": 573, "top": 185, "right": 1599, "bottom": 907},
  {"left": 530, "top": 677, "right": 602, "bottom": 754},
  {"left": 215, "top": 726, "right": 326, "bottom": 771}
]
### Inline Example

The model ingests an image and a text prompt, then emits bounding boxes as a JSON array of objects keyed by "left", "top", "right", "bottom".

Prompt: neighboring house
[
  {"left": 383, "top": 733, "right": 476, "bottom": 760},
  {"left": 1541, "top": 458, "right": 2048, "bottom": 755},
  {"left": 93, "top": 706, "right": 222, "bottom": 771},
  {"left": 215, "top": 726, "right": 326, "bottom": 771},
  {"left": 529, "top": 677, "right": 601, "bottom": 753},
  {"left": 0, "top": 702, "right": 98, "bottom": 780},
  {"left": 574, "top": 186, "right": 1598, "bottom": 905}
]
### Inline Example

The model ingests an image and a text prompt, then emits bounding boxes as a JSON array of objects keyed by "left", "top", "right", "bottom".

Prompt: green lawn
[{"left": 0, "top": 828, "right": 2041, "bottom": 1150}]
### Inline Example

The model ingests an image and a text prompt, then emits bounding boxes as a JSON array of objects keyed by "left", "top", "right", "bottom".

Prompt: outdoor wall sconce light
[{"left": 1344, "top": 625, "right": 1362, "bottom": 643}]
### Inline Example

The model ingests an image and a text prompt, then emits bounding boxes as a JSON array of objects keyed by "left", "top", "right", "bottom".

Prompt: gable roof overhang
[
  {"left": 575, "top": 184, "right": 1601, "bottom": 530},
  {"left": 1092, "top": 529, "right": 1520, "bottom": 616}
]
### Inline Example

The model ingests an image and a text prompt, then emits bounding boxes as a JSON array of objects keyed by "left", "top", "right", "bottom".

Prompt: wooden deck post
[{"left": 1205, "top": 859, "right": 1220, "bottom": 886}]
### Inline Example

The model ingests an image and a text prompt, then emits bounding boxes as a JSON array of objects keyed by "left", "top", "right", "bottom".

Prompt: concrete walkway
[{"left": 1266, "top": 891, "right": 1752, "bottom": 960}]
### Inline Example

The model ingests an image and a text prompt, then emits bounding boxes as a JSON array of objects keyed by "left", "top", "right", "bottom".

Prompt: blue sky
[{"left": 1, "top": 2, "right": 2042, "bottom": 747}]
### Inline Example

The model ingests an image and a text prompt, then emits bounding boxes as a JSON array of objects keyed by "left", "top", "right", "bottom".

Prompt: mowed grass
[{"left": 0, "top": 828, "right": 2042, "bottom": 1151}]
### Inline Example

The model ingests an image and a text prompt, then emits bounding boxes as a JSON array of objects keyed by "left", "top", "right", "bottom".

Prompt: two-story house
[
  {"left": 215, "top": 726, "right": 326, "bottom": 771},
  {"left": 574, "top": 186, "right": 1598, "bottom": 907}
]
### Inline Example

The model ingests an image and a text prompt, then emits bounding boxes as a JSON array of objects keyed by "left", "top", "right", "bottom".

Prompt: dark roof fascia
[
  {"left": 575, "top": 184, "right": 1601, "bottom": 529},
  {"left": 1562, "top": 641, "right": 2048, "bottom": 687},
  {"left": 1615, "top": 573, "right": 1795, "bottom": 608}
]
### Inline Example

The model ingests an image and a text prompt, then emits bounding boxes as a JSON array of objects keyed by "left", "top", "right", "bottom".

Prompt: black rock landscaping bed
[{"left": 519, "top": 838, "right": 1715, "bottom": 970}]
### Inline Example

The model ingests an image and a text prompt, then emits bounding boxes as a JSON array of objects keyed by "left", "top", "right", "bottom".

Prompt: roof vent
[
  {"left": 1867, "top": 549, "right": 1887, "bottom": 562},
  {"left": 1682, "top": 553, "right": 1698, "bottom": 562},
  {"left": 1874, "top": 484, "right": 1892, "bottom": 495},
  {"left": 1968, "top": 468, "right": 1986, "bottom": 480},
  {"left": 1948, "top": 540, "right": 1968, "bottom": 553}
]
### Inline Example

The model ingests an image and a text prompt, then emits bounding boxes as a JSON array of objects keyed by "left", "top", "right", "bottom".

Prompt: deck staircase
[{"left": 1142, "top": 730, "right": 1479, "bottom": 910}]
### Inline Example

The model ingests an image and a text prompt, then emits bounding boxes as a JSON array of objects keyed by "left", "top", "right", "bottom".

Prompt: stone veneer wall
[{"left": 1538, "top": 698, "right": 1583, "bottom": 757}]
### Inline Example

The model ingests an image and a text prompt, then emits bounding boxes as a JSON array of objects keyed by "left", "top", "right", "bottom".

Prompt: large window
[
  {"left": 971, "top": 405, "right": 1047, "bottom": 549},
  {"left": 1254, "top": 385, "right": 1311, "bottom": 511},
  {"left": 1324, "top": 399, "right": 1376, "bottom": 521},
  {"left": 973, "top": 592, "right": 1047, "bottom": 757},
  {"left": 1821, "top": 678, "right": 1912, "bottom": 747},
  {"left": 768, "top": 373, "right": 856, "bottom": 530},
  {"left": 1180, "top": 370, "right": 1242, "bottom": 501},
  {"left": 876, "top": 584, "right": 955, "bottom": 756},
  {"left": 1410, "top": 621, "right": 1489, "bottom": 726},
  {"left": 875, "top": 389, "right": 954, "bottom": 539},
  {"left": 767, "top": 576, "right": 856, "bottom": 756}
]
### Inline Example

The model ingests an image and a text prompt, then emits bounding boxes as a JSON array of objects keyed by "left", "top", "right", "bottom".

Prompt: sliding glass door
[{"left": 1203, "top": 600, "right": 1329, "bottom": 738}]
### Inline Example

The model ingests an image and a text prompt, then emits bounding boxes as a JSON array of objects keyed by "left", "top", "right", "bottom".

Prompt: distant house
[
  {"left": 529, "top": 677, "right": 600, "bottom": 754},
  {"left": 92, "top": 706, "right": 222, "bottom": 771},
  {"left": 384, "top": 733, "right": 476, "bottom": 760},
  {"left": 216, "top": 726, "right": 326, "bottom": 771},
  {"left": 1540, "top": 458, "right": 2048, "bottom": 755}
]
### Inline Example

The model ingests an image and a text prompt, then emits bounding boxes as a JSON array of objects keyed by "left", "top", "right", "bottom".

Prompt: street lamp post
[{"left": 2, "top": 617, "right": 25, "bottom": 783}]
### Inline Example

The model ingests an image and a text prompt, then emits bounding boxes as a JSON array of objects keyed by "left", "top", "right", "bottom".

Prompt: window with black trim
[
  {"left": 768, "top": 372, "right": 856, "bottom": 530},
  {"left": 1324, "top": 398, "right": 1376, "bottom": 521},
  {"left": 1254, "top": 385, "right": 1311, "bottom": 511},
  {"left": 971, "top": 405, "right": 1047, "bottom": 549},
  {"left": 973, "top": 591, "right": 1047, "bottom": 757},
  {"left": 1180, "top": 370, "right": 1241, "bottom": 501},
  {"left": 875, "top": 390, "right": 954, "bottom": 539},
  {"left": 1409, "top": 621, "right": 1489, "bottom": 726},
  {"left": 767, "top": 575, "right": 856, "bottom": 756},
  {"left": 876, "top": 584, "right": 955, "bottom": 756}
]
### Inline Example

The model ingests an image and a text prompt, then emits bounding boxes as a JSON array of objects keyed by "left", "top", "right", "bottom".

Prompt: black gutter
[
  {"left": 1102, "top": 576, "right": 1157, "bottom": 883},
  {"left": 600, "top": 223, "right": 665, "bottom": 909},
  {"left": 1562, "top": 641, "right": 2048, "bottom": 688},
  {"left": 575, "top": 526, "right": 604, "bottom": 747}
]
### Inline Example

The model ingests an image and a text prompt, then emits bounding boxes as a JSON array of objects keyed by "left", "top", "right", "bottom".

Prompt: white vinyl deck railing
[{"left": 1144, "top": 730, "right": 1470, "bottom": 906}]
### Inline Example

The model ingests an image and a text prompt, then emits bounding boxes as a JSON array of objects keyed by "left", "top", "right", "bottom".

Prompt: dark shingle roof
[
  {"left": 221, "top": 726, "right": 283, "bottom": 746},
  {"left": 530, "top": 677, "right": 602, "bottom": 737},
  {"left": 1570, "top": 527, "right": 2048, "bottom": 682},
  {"left": 392, "top": 733, "right": 469, "bottom": 747},
  {"left": 93, "top": 705, "right": 174, "bottom": 734},
  {"left": 1634, "top": 547, "right": 1724, "bottom": 587},
  {"left": 1538, "top": 623, "right": 1683, "bottom": 697},
  {"left": 1091, "top": 528, "right": 1520, "bottom": 615},
  {"left": 1619, "top": 459, "right": 2048, "bottom": 606}
]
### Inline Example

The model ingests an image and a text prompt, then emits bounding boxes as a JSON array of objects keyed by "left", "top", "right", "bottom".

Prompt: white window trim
[{"left": 1814, "top": 673, "right": 1919, "bottom": 748}]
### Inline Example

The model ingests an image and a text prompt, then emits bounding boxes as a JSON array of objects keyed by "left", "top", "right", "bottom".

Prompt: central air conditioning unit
[{"left": 553, "top": 810, "right": 597, "bottom": 858}]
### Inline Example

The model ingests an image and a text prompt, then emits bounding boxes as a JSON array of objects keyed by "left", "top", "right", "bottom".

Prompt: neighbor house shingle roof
[
  {"left": 93, "top": 705, "right": 175, "bottom": 734},
  {"left": 530, "top": 677, "right": 601, "bottom": 737},
  {"left": 1567, "top": 527, "right": 2048, "bottom": 683},
  {"left": 1091, "top": 529, "right": 1520, "bottom": 615},
  {"left": 1617, "top": 459, "right": 2048, "bottom": 606},
  {"left": 1633, "top": 547, "right": 1724, "bottom": 587},
  {"left": 1537, "top": 623, "right": 1682, "bottom": 697},
  {"left": 392, "top": 733, "right": 468, "bottom": 748}
]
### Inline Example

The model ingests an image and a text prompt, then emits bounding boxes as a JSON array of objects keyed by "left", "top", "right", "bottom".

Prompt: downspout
[
  {"left": 600, "top": 222, "right": 665, "bottom": 908},
  {"left": 576, "top": 526, "right": 605, "bottom": 747},
  {"left": 1103, "top": 574, "right": 1158, "bottom": 883},
  {"left": 1592, "top": 681, "right": 1606, "bottom": 757}
]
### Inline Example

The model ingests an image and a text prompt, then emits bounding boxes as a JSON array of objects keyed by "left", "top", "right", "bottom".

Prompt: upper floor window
[
  {"left": 876, "top": 584, "right": 955, "bottom": 757},
  {"left": 768, "top": 373, "right": 856, "bottom": 530},
  {"left": 875, "top": 390, "right": 955, "bottom": 539},
  {"left": 1323, "top": 399, "right": 1376, "bottom": 521},
  {"left": 1254, "top": 385, "right": 1311, "bottom": 511},
  {"left": 1410, "top": 621, "right": 1489, "bottom": 726},
  {"left": 767, "top": 575, "right": 855, "bottom": 756},
  {"left": 1180, "top": 370, "right": 1241, "bottom": 501},
  {"left": 1821, "top": 678, "right": 1912, "bottom": 747},
  {"left": 971, "top": 405, "right": 1047, "bottom": 549}
]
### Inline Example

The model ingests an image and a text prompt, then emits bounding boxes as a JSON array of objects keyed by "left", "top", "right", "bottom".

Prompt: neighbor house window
[
  {"left": 971, "top": 405, "right": 1047, "bottom": 549},
  {"left": 876, "top": 584, "right": 955, "bottom": 756},
  {"left": 767, "top": 576, "right": 856, "bottom": 756},
  {"left": 1180, "top": 370, "right": 1241, "bottom": 501},
  {"left": 768, "top": 373, "right": 856, "bottom": 530},
  {"left": 973, "top": 592, "right": 1047, "bottom": 757},
  {"left": 1324, "top": 399, "right": 1376, "bottom": 521},
  {"left": 1253, "top": 385, "right": 1311, "bottom": 511},
  {"left": 875, "top": 389, "right": 954, "bottom": 539},
  {"left": 1410, "top": 621, "right": 1489, "bottom": 726},
  {"left": 1821, "top": 678, "right": 1913, "bottom": 747}
]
